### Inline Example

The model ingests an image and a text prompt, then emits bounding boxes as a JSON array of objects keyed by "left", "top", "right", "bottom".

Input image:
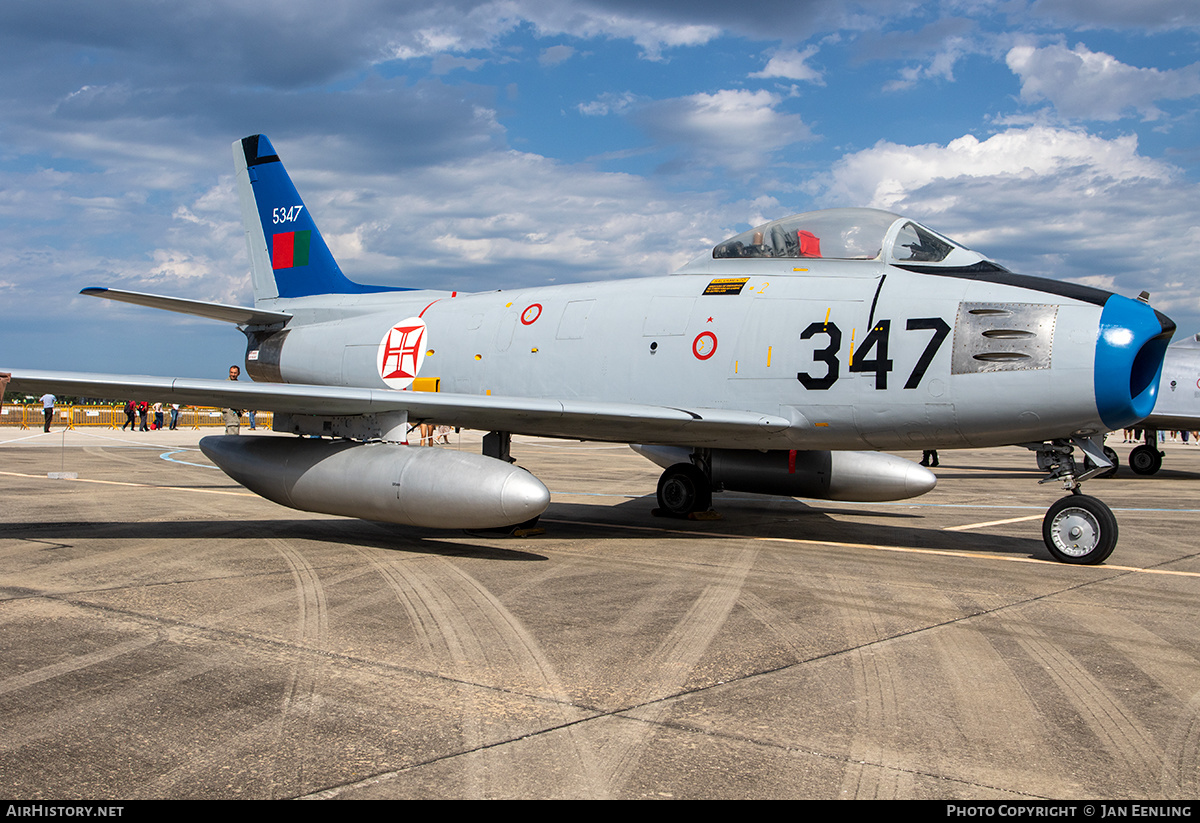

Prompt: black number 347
[{"left": 797, "top": 317, "right": 950, "bottom": 390}]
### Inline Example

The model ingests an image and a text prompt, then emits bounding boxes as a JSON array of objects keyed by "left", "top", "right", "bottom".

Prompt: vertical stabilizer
[{"left": 233, "top": 135, "right": 409, "bottom": 301}]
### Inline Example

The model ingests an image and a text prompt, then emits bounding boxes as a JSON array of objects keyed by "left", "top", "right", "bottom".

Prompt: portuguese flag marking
[{"left": 272, "top": 230, "right": 312, "bottom": 269}]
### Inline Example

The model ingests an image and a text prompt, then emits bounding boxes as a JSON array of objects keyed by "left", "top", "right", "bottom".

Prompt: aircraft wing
[{"left": 1, "top": 369, "right": 791, "bottom": 446}]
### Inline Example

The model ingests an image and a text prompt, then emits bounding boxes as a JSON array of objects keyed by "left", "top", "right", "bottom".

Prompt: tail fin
[{"left": 233, "top": 135, "right": 410, "bottom": 301}]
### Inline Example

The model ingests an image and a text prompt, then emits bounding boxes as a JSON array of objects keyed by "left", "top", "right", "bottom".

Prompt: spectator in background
[
  {"left": 224, "top": 366, "right": 242, "bottom": 435},
  {"left": 40, "top": 393, "right": 55, "bottom": 432}
]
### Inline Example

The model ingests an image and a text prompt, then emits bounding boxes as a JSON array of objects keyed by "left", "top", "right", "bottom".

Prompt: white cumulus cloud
[
  {"left": 1006, "top": 42, "right": 1200, "bottom": 121},
  {"left": 810, "top": 126, "right": 1200, "bottom": 323},
  {"left": 752, "top": 46, "right": 825, "bottom": 84}
]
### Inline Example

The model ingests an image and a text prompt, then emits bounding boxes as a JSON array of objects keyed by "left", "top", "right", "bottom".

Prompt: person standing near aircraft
[
  {"left": 138, "top": 401, "right": 149, "bottom": 432},
  {"left": 224, "top": 366, "right": 242, "bottom": 435},
  {"left": 122, "top": 399, "right": 136, "bottom": 431},
  {"left": 39, "top": 393, "right": 55, "bottom": 432},
  {"left": 169, "top": 403, "right": 180, "bottom": 430}
]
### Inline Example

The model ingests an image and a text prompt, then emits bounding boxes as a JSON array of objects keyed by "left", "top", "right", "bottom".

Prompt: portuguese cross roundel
[{"left": 377, "top": 317, "right": 428, "bottom": 389}]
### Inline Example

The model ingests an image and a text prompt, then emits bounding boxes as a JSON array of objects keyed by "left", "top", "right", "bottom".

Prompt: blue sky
[{"left": 2, "top": 0, "right": 1199, "bottom": 376}]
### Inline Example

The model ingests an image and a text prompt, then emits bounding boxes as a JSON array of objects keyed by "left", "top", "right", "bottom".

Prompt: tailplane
[{"left": 234, "top": 135, "right": 411, "bottom": 301}]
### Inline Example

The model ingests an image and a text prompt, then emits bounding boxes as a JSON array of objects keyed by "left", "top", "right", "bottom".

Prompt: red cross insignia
[{"left": 377, "top": 317, "right": 428, "bottom": 389}]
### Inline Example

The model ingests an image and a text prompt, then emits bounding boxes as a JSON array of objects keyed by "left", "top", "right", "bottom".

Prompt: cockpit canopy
[{"left": 701, "top": 207, "right": 990, "bottom": 268}]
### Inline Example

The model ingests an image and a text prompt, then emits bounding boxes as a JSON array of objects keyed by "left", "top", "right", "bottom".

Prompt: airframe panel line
[{"left": 541, "top": 518, "right": 1200, "bottom": 577}]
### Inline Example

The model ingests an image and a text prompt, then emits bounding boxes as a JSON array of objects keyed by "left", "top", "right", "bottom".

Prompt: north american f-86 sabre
[{"left": 3, "top": 135, "right": 1175, "bottom": 564}]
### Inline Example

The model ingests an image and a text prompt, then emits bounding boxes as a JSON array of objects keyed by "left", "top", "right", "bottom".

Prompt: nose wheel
[{"left": 1042, "top": 493, "right": 1117, "bottom": 564}]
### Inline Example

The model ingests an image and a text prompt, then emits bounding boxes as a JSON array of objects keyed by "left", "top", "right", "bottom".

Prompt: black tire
[
  {"left": 1129, "top": 444, "right": 1163, "bottom": 475},
  {"left": 656, "top": 463, "right": 712, "bottom": 516},
  {"left": 1099, "top": 446, "right": 1119, "bottom": 478},
  {"left": 1042, "top": 494, "right": 1118, "bottom": 565}
]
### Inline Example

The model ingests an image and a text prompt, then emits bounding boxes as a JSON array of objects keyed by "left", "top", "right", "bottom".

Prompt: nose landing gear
[{"left": 1028, "top": 436, "right": 1118, "bottom": 564}]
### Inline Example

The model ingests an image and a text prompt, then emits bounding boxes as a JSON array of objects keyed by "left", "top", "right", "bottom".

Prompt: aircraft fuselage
[{"left": 247, "top": 261, "right": 1154, "bottom": 453}]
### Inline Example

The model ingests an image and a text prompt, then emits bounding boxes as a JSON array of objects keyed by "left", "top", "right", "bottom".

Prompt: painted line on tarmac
[
  {"left": 0, "top": 432, "right": 56, "bottom": 445},
  {"left": 0, "top": 470, "right": 255, "bottom": 497},
  {"left": 542, "top": 517, "right": 1200, "bottom": 578},
  {"left": 159, "top": 449, "right": 220, "bottom": 469},
  {"left": 944, "top": 514, "right": 1044, "bottom": 531}
]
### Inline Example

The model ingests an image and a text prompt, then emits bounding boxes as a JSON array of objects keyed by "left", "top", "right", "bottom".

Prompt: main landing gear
[
  {"left": 1029, "top": 437, "right": 1118, "bottom": 564},
  {"left": 1129, "top": 428, "right": 1163, "bottom": 475},
  {"left": 655, "top": 462, "right": 713, "bottom": 516},
  {"left": 654, "top": 450, "right": 719, "bottom": 519}
]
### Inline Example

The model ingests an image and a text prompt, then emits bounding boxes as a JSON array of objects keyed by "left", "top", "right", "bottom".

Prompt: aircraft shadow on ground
[
  {"left": 540, "top": 497, "right": 1046, "bottom": 560},
  {"left": 1, "top": 494, "right": 1047, "bottom": 563},
  {"left": 0, "top": 519, "right": 550, "bottom": 562}
]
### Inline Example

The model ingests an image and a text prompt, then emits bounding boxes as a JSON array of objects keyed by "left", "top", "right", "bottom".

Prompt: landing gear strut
[{"left": 1027, "top": 436, "right": 1118, "bottom": 564}]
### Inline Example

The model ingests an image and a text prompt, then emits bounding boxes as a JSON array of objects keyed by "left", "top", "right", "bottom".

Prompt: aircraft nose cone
[
  {"left": 500, "top": 470, "right": 551, "bottom": 522},
  {"left": 1094, "top": 296, "right": 1175, "bottom": 430}
]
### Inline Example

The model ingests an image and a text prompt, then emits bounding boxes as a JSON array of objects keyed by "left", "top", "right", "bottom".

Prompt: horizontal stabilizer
[{"left": 81, "top": 287, "right": 291, "bottom": 326}]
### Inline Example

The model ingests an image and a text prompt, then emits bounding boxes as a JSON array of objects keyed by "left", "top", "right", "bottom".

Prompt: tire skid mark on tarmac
[
  {"left": 834, "top": 581, "right": 910, "bottom": 800},
  {"left": 925, "top": 612, "right": 1049, "bottom": 792},
  {"left": 604, "top": 543, "right": 759, "bottom": 796},
  {"left": 360, "top": 549, "right": 606, "bottom": 799},
  {"left": 0, "top": 612, "right": 273, "bottom": 797},
  {"left": 266, "top": 538, "right": 329, "bottom": 798},
  {"left": 0, "top": 634, "right": 162, "bottom": 699},
  {"left": 132, "top": 537, "right": 338, "bottom": 799},
  {"left": 1011, "top": 621, "right": 1162, "bottom": 788},
  {"left": 136, "top": 536, "right": 353, "bottom": 798},
  {"left": 1058, "top": 605, "right": 1200, "bottom": 797},
  {"left": 1165, "top": 690, "right": 1200, "bottom": 798}
]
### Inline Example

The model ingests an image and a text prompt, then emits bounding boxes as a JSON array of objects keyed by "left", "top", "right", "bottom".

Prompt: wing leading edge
[{"left": 1, "top": 369, "right": 791, "bottom": 447}]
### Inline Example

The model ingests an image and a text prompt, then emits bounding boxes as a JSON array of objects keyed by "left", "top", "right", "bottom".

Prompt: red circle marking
[
  {"left": 692, "top": 331, "right": 717, "bottom": 360},
  {"left": 521, "top": 303, "right": 542, "bottom": 325}
]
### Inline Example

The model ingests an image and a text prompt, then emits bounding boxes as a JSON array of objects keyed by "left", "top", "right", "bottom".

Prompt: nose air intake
[{"left": 1094, "top": 296, "right": 1175, "bottom": 430}]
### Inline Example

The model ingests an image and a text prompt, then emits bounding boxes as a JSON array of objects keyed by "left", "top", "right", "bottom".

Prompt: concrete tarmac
[{"left": 1, "top": 426, "right": 1199, "bottom": 799}]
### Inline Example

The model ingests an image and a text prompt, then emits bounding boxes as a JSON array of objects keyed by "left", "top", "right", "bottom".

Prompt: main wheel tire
[
  {"left": 1042, "top": 494, "right": 1118, "bottom": 565},
  {"left": 656, "top": 463, "right": 712, "bottom": 516},
  {"left": 1129, "top": 444, "right": 1163, "bottom": 475}
]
